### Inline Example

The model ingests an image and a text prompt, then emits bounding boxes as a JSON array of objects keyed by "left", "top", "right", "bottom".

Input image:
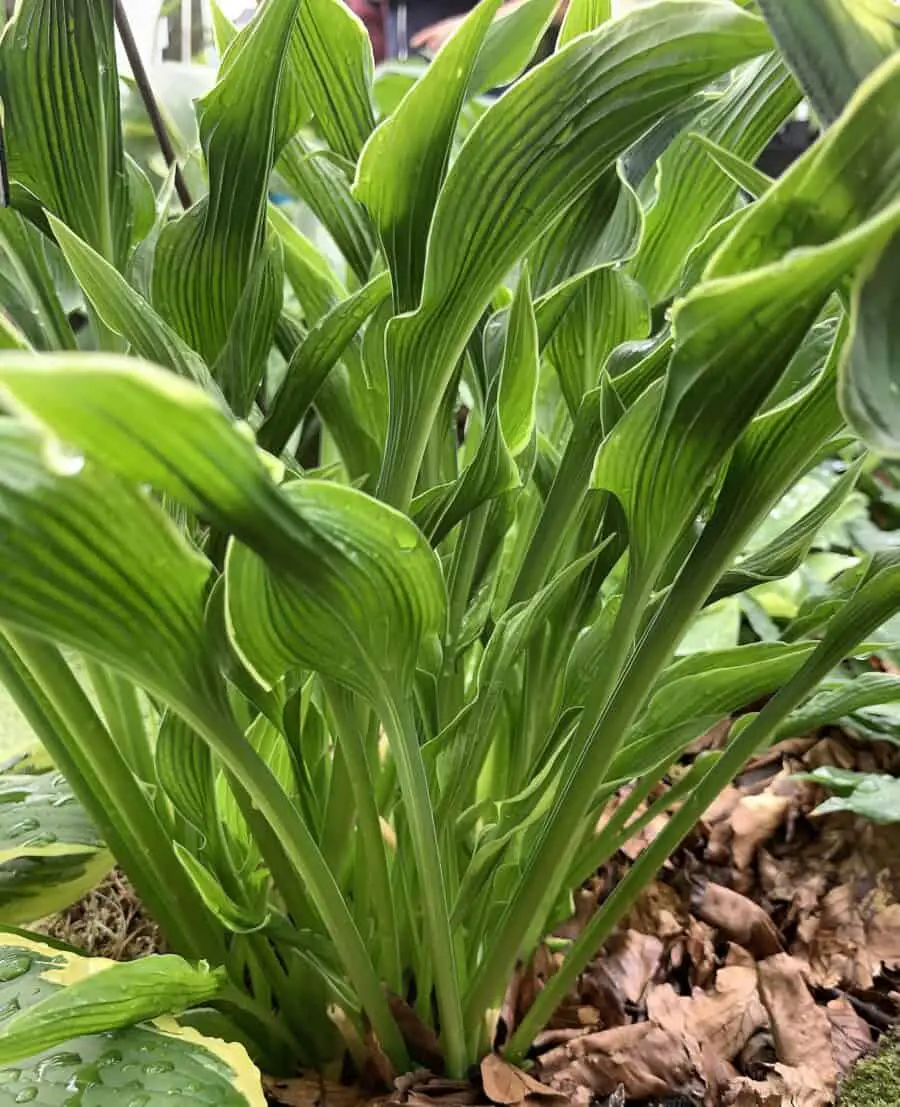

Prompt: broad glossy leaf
[
  {"left": 470, "top": 0, "right": 559, "bottom": 95},
  {"left": 593, "top": 55, "right": 900, "bottom": 583},
  {"left": 0, "top": 1, "right": 131, "bottom": 268},
  {"left": 0, "top": 770, "right": 103, "bottom": 864},
  {"left": 557, "top": 0, "right": 610, "bottom": 48},
  {"left": 0, "top": 936, "right": 262, "bottom": 1106},
  {"left": 0, "top": 317, "right": 28, "bottom": 353},
  {"left": 0, "top": 210, "right": 74, "bottom": 352},
  {"left": 152, "top": 0, "right": 302, "bottom": 364},
  {"left": 49, "top": 217, "right": 210, "bottom": 387},
  {"left": 529, "top": 167, "right": 643, "bottom": 297},
  {"left": 259, "top": 271, "right": 391, "bottom": 454},
  {"left": 293, "top": 0, "right": 376, "bottom": 164},
  {"left": 376, "top": 0, "right": 772, "bottom": 505},
  {"left": 757, "top": 0, "right": 900, "bottom": 127},
  {"left": 710, "top": 457, "right": 864, "bottom": 603},
  {"left": 805, "top": 768, "right": 900, "bottom": 824},
  {"left": 545, "top": 267, "right": 649, "bottom": 416},
  {"left": 355, "top": 0, "right": 502, "bottom": 311},
  {"left": 0, "top": 416, "right": 216, "bottom": 720},
  {"left": 631, "top": 53, "right": 800, "bottom": 304},
  {"left": 0, "top": 767, "right": 111, "bottom": 927},
  {"left": 277, "top": 137, "right": 377, "bottom": 285}
]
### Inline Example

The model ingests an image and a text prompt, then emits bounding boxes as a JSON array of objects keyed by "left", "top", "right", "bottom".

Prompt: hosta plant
[{"left": 0, "top": 0, "right": 899, "bottom": 1101}]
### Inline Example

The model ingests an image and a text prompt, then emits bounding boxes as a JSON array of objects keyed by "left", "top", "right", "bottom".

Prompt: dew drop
[{"left": 14, "top": 1085, "right": 37, "bottom": 1102}]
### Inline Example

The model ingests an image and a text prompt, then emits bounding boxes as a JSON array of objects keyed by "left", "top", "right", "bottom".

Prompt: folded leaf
[
  {"left": 631, "top": 52, "right": 799, "bottom": 303},
  {"left": 0, "top": 935, "right": 261, "bottom": 1106},
  {"left": 152, "top": 0, "right": 302, "bottom": 364},
  {"left": 0, "top": 210, "right": 75, "bottom": 352},
  {"left": 259, "top": 270, "right": 391, "bottom": 454},
  {"left": 376, "top": 0, "right": 771, "bottom": 505},
  {"left": 0, "top": 0, "right": 131, "bottom": 268},
  {"left": 355, "top": 0, "right": 502, "bottom": 310},
  {"left": 50, "top": 217, "right": 211, "bottom": 388}
]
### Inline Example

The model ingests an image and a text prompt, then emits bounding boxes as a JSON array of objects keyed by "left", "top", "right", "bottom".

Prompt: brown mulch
[
  {"left": 514, "top": 729, "right": 900, "bottom": 1107},
  {"left": 36, "top": 868, "right": 165, "bottom": 960}
]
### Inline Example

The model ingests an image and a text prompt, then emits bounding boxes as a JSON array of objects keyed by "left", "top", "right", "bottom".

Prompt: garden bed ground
[{"left": 45, "top": 727, "right": 900, "bottom": 1107}]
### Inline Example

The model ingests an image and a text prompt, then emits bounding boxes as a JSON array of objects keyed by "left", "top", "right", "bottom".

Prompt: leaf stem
[{"left": 378, "top": 691, "right": 468, "bottom": 1077}]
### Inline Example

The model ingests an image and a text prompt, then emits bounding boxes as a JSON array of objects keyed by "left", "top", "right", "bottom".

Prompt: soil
[{"left": 41, "top": 729, "right": 900, "bottom": 1107}]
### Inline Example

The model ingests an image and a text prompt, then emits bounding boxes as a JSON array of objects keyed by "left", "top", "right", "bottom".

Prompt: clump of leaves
[{"left": 0, "top": 0, "right": 898, "bottom": 1103}]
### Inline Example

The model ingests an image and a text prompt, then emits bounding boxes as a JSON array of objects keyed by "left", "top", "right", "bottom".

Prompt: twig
[{"left": 113, "top": 0, "right": 193, "bottom": 210}]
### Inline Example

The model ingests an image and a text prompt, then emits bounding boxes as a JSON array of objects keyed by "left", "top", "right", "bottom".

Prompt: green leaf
[
  {"left": 354, "top": 0, "right": 502, "bottom": 311},
  {"left": 630, "top": 53, "right": 800, "bottom": 304},
  {"left": 0, "top": 416, "right": 216, "bottom": 719},
  {"left": 756, "top": 0, "right": 900, "bottom": 127},
  {"left": 0, "top": 0, "right": 131, "bottom": 268},
  {"left": 807, "top": 769, "right": 900, "bottom": 824},
  {"left": 435, "top": 550, "right": 601, "bottom": 815},
  {"left": 471, "top": 0, "right": 559, "bottom": 95},
  {"left": 259, "top": 270, "right": 391, "bottom": 455},
  {"left": 226, "top": 479, "right": 445, "bottom": 699},
  {"left": 412, "top": 269, "right": 539, "bottom": 541},
  {"left": 544, "top": 266, "right": 649, "bottom": 417},
  {"left": 0, "top": 936, "right": 262, "bottom": 1106},
  {"left": 49, "top": 216, "right": 211, "bottom": 387},
  {"left": 277, "top": 137, "right": 376, "bottom": 285},
  {"left": 0, "top": 317, "right": 29, "bottom": 353},
  {"left": 593, "top": 54, "right": 900, "bottom": 584},
  {"left": 155, "top": 712, "right": 216, "bottom": 833},
  {"left": 151, "top": 0, "right": 303, "bottom": 364},
  {"left": 0, "top": 951, "right": 226, "bottom": 1065},
  {"left": 614, "top": 641, "right": 815, "bottom": 780},
  {"left": 691, "top": 132, "right": 774, "bottom": 199},
  {"left": 211, "top": 236, "right": 284, "bottom": 418},
  {"left": 777, "top": 672, "right": 900, "bottom": 740},
  {"left": 710, "top": 457, "right": 864, "bottom": 603},
  {"left": 557, "top": 0, "right": 610, "bottom": 49},
  {"left": 175, "top": 845, "right": 271, "bottom": 934},
  {"left": 752, "top": 9, "right": 900, "bottom": 460},
  {"left": 840, "top": 231, "right": 900, "bottom": 455},
  {"left": 529, "top": 167, "right": 643, "bottom": 296},
  {"left": 0, "top": 210, "right": 75, "bottom": 352},
  {"left": 376, "top": 0, "right": 772, "bottom": 505},
  {"left": 293, "top": 0, "right": 376, "bottom": 164}
]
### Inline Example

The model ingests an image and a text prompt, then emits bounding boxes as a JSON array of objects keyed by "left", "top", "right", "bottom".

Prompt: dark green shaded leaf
[{"left": 0, "top": 0, "right": 131, "bottom": 268}]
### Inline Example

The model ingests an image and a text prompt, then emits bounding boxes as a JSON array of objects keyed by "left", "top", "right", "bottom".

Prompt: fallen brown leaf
[
  {"left": 536, "top": 1020, "right": 704, "bottom": 1102},
  {"left": 585, "top": 929, "right": 663, "bottom": 1007},
  {"left": 479, "top": 1055, "right": 566, "bottom": 1107},
  {"left": 265, "top": 1077, "right": 369, "bottom": 1107},
  {"left": 647, "top": 965, "right": 768, "bottom": 1072},
  {"left": 730, "top": 794, "right": 791, "bottom": 873},
  {"left": 693, "top": 880, "right": 782, "bottom": 958},
  {"left": 825, "top": 996, "right": 873, "bottom": 1075},
  {"left": 722, "top": 1064, "right": 833, "bottom": 1107},
  {"left": 757, "top": 954, "right": 835, "bottom": 1084}
]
